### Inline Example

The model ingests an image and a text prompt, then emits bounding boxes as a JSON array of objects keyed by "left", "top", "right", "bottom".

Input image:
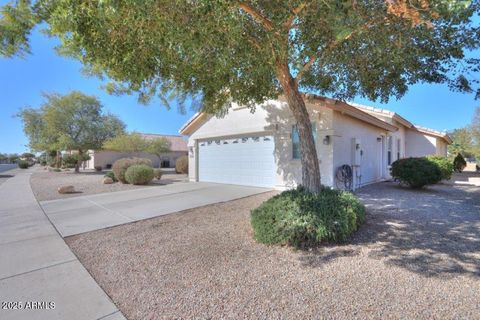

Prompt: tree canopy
[
  {"left": 103, "top": 133, "right": 150, "bottom": 154},
  {"left": 103, "top": 133, "right": 171, "bottom": 161},
  {"left": 18, "top": 91, "right": 126, "bottom": 171},
  {"left": 3, "top": 0, "right": 479, "bottom": 190}
]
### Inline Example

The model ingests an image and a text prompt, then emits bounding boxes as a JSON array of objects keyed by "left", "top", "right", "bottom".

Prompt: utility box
[{"left": 351, "top": 138, "right": 362, "bottom": 167}]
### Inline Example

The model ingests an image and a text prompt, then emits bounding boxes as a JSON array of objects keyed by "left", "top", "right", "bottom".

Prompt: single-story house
[
  {"left": 82, "top": 134, "right": 188, "bottom": 169},
  {"left": 179, "top": 94, "right": 451, "bottom": 190}
]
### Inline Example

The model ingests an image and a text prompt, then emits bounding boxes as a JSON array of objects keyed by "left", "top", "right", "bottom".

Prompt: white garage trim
[{"left": 198, "top": 135, "right": 276, "bottom": 188}]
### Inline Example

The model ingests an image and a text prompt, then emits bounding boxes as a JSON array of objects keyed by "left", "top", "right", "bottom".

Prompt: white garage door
[{"left": 198, "top": 135, "right": 276, "bottom": 188}]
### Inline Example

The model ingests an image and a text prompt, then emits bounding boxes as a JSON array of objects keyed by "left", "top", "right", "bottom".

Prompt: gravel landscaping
[
  {"left": 30, "top": 168, "right": 187, "bottom": 201},
  {"left": 66, "top": 179, "right": 480, "bottom": 319}
]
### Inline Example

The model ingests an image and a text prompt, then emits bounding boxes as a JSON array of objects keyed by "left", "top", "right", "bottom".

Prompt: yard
[
  {"left": 30, "top": 167, "right": 188, "bottom": 201},
  {"left": 65, "top": 174, "right": 480, "bottom": 319}
]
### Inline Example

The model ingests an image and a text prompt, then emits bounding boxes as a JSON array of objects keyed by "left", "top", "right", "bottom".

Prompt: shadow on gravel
[{"left": 299, "top": 180, "right": 480, "bottom": 278}]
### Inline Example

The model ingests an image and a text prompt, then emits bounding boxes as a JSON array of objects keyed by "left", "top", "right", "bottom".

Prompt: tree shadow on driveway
[{"left": 299, "top": 181, "right": 480, "bottom": 278}]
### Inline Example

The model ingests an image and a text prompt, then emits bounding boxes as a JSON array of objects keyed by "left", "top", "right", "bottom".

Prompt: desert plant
[
  {"left": 17, "top": 160, "right": 29, "bottom": 169},
  {"left": 94, "top": 165, "right": 102, "bottom": 172},
  {"left": 391, "top": 157, "right": 442, "bottom": 188},
  {"left": 453, "top": 153, "right": 467, "bottom": 172},
  {"left": 175, "top": 156, "right": 188, "bottom": 174},
  {"left": 426, "top": 156, "right": 454, "bottom": 180},
  {"left": 153, "top": 169, "right": 162, "bottom": 180},
  {"left": 125, "top": 164, "right": 154, "bottom": 185},
  {"left": 104, "top": 171, "right": 117, "bottom": 182},
  {"left": 250, "top": 186, "right": 366, "bottom": 247},
  {"left": 112, "top": 157, "right": 152, "bottom": 183},
  {"left": 53, "top": 168, "right": 61, "bottom": 172}
]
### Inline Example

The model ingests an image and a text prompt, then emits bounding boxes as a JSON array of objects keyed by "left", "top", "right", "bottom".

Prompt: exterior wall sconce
[
  {"left": 188, "top": 146, "right": 194, "bottom": 158},
  {"left": 377, "top": 137, "right": 382, "bottom": 142},
  {"left": 323, "top": 135, "right": 330, "bottom": 145}
]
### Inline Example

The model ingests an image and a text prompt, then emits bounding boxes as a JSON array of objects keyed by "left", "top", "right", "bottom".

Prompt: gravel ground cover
[
  {"left": 66, "top": 180, "right": 480, "bottom": 319},
  {"left": 30, "top": 168, "right": 187, "bottom": 201}
]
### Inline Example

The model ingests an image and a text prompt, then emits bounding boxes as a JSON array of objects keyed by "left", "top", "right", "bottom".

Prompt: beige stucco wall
[
  {"left": 332, "top": 112, "right": 391, "bottom": 188},
  {"left": 404, "top": 129, "right": 437, "bottom": 157},
  {"left": 187, "top": 100, "right": 335, "bottom": 189},
  {"left": 86, "top": 150, "right": 187, "bottom": 169}
]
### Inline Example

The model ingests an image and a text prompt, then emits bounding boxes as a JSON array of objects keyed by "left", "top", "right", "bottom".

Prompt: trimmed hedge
[
  {"left": 125, "top": 164, "right": 154, "bottom": 185},
  {"left": 250, "top": 187, "right": 366, "bottom": 247},
  {"left": 112, "top": 158, "right": 152, "bottom": 183},
  {"left": 18, "top": 160, "right": 29, "bottom": 169},
  {"left": 426, "top": 156, "right": 453, "bottom": 180},
  {"left": 175, "top": 155, "right": 188, "bottom": 174},
  {"left": 153, "top": 169, "right": 162, "bottom": 180},
  {"left": 104, "top": 171, "right": 117, "bottom": 182},
  {"left": 391, "top": 157, "right": 442, "bottom": 188},
  {"left": 453, "top": 153, "right": 467, "bottom": 172}
]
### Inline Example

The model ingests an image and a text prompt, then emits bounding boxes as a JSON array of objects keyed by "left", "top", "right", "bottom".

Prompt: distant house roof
[{"left": 140, "top": 134, "right": 188, "bottom": 152}]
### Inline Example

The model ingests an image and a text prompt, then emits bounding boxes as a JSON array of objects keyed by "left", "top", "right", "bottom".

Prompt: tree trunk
[
  {"left": 56, "top": 150, "right": 61, "bottom": 169},
  {"left": 75, "top": 150, "right": 82, "bottom": 173},
  {"left": 276, "top": 62, "right": 322, "bottom": 192}
]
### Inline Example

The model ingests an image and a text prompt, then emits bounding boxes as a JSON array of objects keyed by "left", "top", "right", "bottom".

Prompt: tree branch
[
  {"left": 295, "top": 21, "right": 377, "bottom": 84},
  {"left": 284, "top": 3, "right": 307, "bottom": 29},
  {"left": 238, "top": 2, "right": 274, "bottom": 31}
]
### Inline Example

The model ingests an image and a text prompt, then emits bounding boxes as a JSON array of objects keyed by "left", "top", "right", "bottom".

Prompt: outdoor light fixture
[
  {"left": 377, "top": 137, "right": 382, "bottom": 142},
  {"left": 323, "top": 135, "right": 330, "bottom": 145}
]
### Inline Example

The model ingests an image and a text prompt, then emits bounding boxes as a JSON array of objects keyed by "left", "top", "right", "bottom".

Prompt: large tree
[
  {"left": 2, "top": 1, "right": 479, "bottom": 191},
  {"left": 18, "top": 91, "right": 126, "bottom": 172}
]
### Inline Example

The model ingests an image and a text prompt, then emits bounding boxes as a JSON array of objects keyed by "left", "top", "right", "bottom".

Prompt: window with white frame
[
  {"left": 292, "top": 122, "right": 317, "bottom": 159},
  {"left": 387, "top": 136, "right": 393, "bottom": 165}
]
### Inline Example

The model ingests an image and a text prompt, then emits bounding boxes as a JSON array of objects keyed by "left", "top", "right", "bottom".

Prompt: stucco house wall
[
  {"left": 404, "top": 129, "right": 438, "bottom": 157},
  {"left": 332, "top": 112, "right": 389, "bottom": 188},
  {"left": 187, "top": 100, "right": 335, "bottom": 189},
  {"left": 181, "top": 95, "right": 450, "bottom": 191}
]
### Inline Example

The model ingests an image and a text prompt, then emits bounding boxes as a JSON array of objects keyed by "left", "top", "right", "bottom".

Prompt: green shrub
[
  {"left": 63, "top": 154, "right": 91, "bottom": 169},
  {"left": 104, "top": 171, "right": 117, "bottom": 182},
  {"left": 125, "top": 164, "right": 154, "bottom": 185},
  {"left": 250, "top": 187, "right": 366, "bottom": 247},
  {"left": 453, "top": 153, "right": 467, "bottom": 172},
  {"left": 175, "top": 155, "right": 188, "bottom": 174},
  {"left": 112, "top": 158, "right": 152, "bottom": 183},
  {"left": 426, "top": 156, "right": 453, "bottom": 180},
  {"left": 53, "top": 168, "right": 61, "bottom": 172},
  {"left": 40, "top": 159, "right": 47, "bottom": 166},
  {"left": 153, "top": 169, "right": 162, "bottom": 180},
  {"left": 94, "top": 165, "right": 102, "bottom": 172},
  {"left": 391, "top": 157, "right": 442, "bottom": 188},
  {"left": 18, "top": 160, "right": 29, "bottom": 169}
]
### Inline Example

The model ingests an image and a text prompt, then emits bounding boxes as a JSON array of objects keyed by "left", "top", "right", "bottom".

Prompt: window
[
  {"left": 396, "top": 138, "right": 401, "bottom": 160},
  {"left": 387, "top": 136, "right": 393, "bottom": 165},
  {"left": 292, "top": 122, "right": 317, "bottom": 159}
]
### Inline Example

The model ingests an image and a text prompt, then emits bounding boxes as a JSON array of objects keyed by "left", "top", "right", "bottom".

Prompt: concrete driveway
[{"left": 40, "top": 182, "right": 271, "bottom": 237}]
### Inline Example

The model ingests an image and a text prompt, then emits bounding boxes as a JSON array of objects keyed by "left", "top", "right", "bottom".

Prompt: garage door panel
[{"left": 198, "top": 135, "right": 275, "bottom": 188}]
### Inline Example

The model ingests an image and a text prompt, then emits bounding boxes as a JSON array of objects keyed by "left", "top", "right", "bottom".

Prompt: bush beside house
[
  {"left": 426, "top": 156, "right": 454, "bottom": 180},
  {"left": 391, "top": 157, "right": 443, "bottom": 188},
  {"left": 175, "top": 155, "right": 188, "bottom": 174},
  {"left": 453, "top": 153, "right": 467, "bottom": 172},
  {"left": 112, "top": 158, "right": 152, "bottom": 183},
  {"left": 125, "top": 165, "right": 154, "bottom": 185},
  {"left": 18, "top": 160, "right": 29, "bottom": 169},
  {"left": 251, "top": 187, "right": 366, "bottom": 248}
]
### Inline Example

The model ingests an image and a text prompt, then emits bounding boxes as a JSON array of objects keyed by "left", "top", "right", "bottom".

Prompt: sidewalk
[{"left": 0, "top": 168, "right": 124, "bottom": 320}]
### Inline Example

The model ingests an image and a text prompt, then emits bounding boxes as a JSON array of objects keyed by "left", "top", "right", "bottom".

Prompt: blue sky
[{"left": 1, "top": 22, "right": 479, "bottom": 154}]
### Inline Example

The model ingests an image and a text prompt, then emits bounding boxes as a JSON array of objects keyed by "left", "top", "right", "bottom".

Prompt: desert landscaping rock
[
  {"left": 66, "top": 180, "right": 480, "bottom": 319},
  {"left": 30, "top": 168, "right": 188, "bottom": 201},
  {"left": 103, "top": 177, "right": 114, "bottom": 184},
  {"left": 58, "top": 185, "right": 75, "bottom": 194}
]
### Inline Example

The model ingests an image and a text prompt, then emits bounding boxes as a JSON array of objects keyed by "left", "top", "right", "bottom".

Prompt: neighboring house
[
  {"left": 179, "top": 94, "right": 451, "bottom": 190},
  {"left": 83, "top": 134, "right": 188, "bottom": 169}
]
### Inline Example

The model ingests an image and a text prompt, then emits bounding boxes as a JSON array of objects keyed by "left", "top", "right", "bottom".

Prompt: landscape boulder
[
  {"left": 103, "top": 177, "right": 114, "bottom": 184},
  {"left": 57, "top": 185, "right": 75, "bottom": 194}
]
